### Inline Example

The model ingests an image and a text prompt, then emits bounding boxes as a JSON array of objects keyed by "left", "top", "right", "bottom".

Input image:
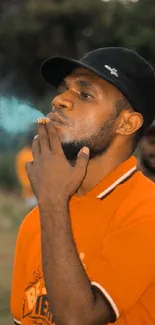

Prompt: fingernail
[
  {"left": 34, "top": 135, "right": 39, "bottom": 140},
  {"left": 37, "top": 118, "right": 44, "bottom": 123},
  {"left": 82, "top": 147, "right": 89, "bottom": 155}
]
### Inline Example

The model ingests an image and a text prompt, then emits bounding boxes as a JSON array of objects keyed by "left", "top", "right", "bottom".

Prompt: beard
[{"left": 61, "top": 115, "right": 117, "bottom": 161}]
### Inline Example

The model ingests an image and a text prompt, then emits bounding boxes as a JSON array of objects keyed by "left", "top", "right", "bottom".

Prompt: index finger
[
  {"left": 45, "top": 119, "right": 64, "bottom": 154},
  {"left": 37, "top": 118, "right": 50, "bottom": 153}
]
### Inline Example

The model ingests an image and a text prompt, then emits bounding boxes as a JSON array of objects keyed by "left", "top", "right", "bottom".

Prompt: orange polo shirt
[{"left": 11, "top": 156, "right": 155, "bottom": 325}]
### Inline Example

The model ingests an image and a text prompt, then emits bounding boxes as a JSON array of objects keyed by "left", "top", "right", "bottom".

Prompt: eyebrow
[
  {"left": 71, "top": 71, "right": 96, "bottom": 89},
  {"left": 59, "top": 76, "right": 96, "bottom": 90},
  {"left": 75, "top": 79, "right": 94, "bottom": 89}
]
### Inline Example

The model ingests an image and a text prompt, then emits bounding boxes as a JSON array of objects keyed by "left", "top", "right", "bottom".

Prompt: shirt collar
[{"left": 89, "top": 156, "right": 137, "bottom": 199}]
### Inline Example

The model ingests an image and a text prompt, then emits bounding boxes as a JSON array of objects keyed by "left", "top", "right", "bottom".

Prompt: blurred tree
[
  {"left": 0, "top": 0, "right": 107, "bottom": 102},
  {"left": 0, "top": 0, "right": 155, "bottom": 106}
]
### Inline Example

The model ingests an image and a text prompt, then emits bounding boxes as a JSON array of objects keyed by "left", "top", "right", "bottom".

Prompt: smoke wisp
[{"left": 0, "top": 96, "right": 45, "bottom": 134}]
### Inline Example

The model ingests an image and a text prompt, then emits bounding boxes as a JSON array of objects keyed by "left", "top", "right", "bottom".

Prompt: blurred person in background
[
  {"left": 137, "top": 122, "right": 155, "bottom": 182},
  {"left": 15, "top": 126, "right": 37, "bottom": 210}
]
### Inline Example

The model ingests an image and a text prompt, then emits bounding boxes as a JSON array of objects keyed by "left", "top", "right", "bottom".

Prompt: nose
[{"left": 52, "top": 94, "right": 73, "bottom": 111}]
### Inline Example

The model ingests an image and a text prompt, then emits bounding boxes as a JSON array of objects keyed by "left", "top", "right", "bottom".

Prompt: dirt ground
[{"left": 0, "top": 192, "right": 28, "bottom": 325}]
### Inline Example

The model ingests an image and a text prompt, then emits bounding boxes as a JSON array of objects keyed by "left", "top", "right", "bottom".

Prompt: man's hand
[
  {"left": 26, "top": 118, "right": 89, "bottom": 204},
  {"left": 26, "top": 118, "right": 114, "bottom": 325}
]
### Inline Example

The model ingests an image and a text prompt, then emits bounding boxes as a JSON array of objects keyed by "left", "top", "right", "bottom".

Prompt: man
[
  {"left": 137, "top": 123, "right": 155, "bottom": 181},
  {"left": 11, "top": 47, "right": 155, "bottom": 325},
  {"left": 15, "top": 127, "right": 37, "bottom": 209}
]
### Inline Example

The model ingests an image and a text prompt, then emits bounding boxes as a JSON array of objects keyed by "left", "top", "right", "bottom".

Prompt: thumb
[{"left": 75, "top": 147, "right": 90, "bottom": 176}]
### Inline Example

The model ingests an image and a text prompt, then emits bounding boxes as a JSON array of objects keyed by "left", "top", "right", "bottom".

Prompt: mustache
[{"left": 51, "top": 106, "right": 68, "bottom": 121}]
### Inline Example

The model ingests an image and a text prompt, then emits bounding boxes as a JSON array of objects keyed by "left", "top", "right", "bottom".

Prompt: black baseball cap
[{"left": 41, "top": 47, "right": 155, "bottom": 132}]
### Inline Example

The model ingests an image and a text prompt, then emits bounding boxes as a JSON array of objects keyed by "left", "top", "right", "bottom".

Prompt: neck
[{"left": 76, "top": 141, "right": 133, "bottom": 196}]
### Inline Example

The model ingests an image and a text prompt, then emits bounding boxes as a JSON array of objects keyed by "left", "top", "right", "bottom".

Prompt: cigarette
[{"left": 37, "top": 117, "right": 49, "bottom": 124}]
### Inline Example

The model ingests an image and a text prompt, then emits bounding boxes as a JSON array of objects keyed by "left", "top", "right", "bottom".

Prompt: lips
[{"left": 47, "top": 114, "right": 65, "bottom": 125}]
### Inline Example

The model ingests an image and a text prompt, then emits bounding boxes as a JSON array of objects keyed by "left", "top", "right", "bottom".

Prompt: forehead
[{"left": 65, "top": 67, "right": 122, "bottom": 95}]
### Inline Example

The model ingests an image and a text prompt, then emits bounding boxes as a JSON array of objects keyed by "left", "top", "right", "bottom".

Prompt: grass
[{"left": 0, "top": 191, "right": 28, "bottom": 325}]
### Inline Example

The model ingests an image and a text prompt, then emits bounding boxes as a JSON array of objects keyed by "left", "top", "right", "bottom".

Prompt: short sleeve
[
  {"left": 10, "top": 226, "right": 27, "bottom": 323},
  {"left": 10, "top": 205, "right": 38, "bottom": 323},
  {"left": 87, "top": 215, "right": 155, "bottom": 318}
]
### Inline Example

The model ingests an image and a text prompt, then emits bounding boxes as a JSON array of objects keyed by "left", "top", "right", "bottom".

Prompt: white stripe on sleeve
[{"left": 91, "top": 281, "right": 120, "bottom": 319}]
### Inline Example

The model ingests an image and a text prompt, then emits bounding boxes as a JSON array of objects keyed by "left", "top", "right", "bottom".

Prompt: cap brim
[
  {"left": 41, "top": 57, "right": 84, "bottom": 87},
  {"left": 40, "top": 56, "right": 119, "bottom": 88}
]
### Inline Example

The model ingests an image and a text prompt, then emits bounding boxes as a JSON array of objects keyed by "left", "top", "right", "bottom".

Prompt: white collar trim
[{"left": 97, "top": 166, "right": 137, "bottom": 199}]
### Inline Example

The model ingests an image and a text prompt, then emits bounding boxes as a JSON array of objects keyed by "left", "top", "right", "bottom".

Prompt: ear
[{"left": 116, "top": 111, "right": 143, "bottom": 136}]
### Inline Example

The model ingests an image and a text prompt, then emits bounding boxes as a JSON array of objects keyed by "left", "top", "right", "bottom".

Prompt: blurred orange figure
[{"left": 15, "top": 128, "right": 37, "bottom": 210}]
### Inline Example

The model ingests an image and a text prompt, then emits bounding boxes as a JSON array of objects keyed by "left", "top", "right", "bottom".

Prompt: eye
[{"left": 80, "top": 91, "right": 93, "bottom": 100}]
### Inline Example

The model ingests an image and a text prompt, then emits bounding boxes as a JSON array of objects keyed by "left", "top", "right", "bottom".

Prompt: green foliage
[{"left": 1, "top": 0, "right": 155, "bottom": 103}]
